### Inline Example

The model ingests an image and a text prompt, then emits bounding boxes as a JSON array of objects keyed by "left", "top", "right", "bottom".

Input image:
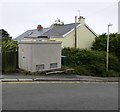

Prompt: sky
[{"left": 0, "top": 0, "right": 119, "bottom": 38}]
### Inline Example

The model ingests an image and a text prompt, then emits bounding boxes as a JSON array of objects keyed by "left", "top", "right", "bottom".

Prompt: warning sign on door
[{"left": 22, "top": 48, "right": 24, "bottom": 52}]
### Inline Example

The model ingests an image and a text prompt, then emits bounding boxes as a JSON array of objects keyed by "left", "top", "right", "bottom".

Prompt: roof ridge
[
  {"left": 48, "top": 23, "right": 80, "bottom": 27},
  {"left": 28, "top": 27, "right": 50, "bottom": 31},
  {"left": 28, "top": 23, "right": 79, "bottom": 32},
  {"left": 64, "top": 23, "right": 80, "bottom": 26}
]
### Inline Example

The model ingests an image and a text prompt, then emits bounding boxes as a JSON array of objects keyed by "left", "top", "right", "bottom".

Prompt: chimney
[
  {"left": 37, "top": 25, "right": 43, "bottom": 30},
  {"left": 78, "top": 16, "right": 85, "bottom": 24}
]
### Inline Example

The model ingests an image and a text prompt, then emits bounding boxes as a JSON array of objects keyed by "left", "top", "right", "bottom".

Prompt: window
[
  {"left": 50, "top": 40, "right": 56, "bottom": 41},
  {"left": 28, "top": 32, "right": 33, "bottom": 36},
  {"left": 50, "top": 63, "right": 58, "bottom": 69},
  {"left": 36, "top": 64, "right": 44, "bottom": 70}
]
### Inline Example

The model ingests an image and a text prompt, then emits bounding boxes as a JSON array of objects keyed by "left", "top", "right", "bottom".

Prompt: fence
[
  {"left": 0, "top": 52, "right": 1, "bottom": 73},
  {"left": 2, "top": 51, "right": 18, "bottom": 73}
]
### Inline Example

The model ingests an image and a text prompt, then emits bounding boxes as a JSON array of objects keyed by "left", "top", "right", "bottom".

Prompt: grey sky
[{"left": 0, "top": 0, "right": 119, "bottom": 38}]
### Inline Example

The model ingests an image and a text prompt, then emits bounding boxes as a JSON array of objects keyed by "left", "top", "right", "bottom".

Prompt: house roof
[
  {"left": 14, "top": 22, "right": 98, "bottom": 40},
  {"left": 42, "top": 23, "right": 80, "bottom": 37},
  {"left": 14, "top": 23, "right": 80, "bottom": 40}
]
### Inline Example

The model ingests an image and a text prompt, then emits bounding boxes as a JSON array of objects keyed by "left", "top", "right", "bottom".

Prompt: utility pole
[
  {"left": 106, "top": 24, "right": 112, "bottom": 71},
  {"left": 75, "top": 16, "right": 77, "bottom": 48},
  {"left": 77, "top": 10, "right": 80, "bottom": 17}
]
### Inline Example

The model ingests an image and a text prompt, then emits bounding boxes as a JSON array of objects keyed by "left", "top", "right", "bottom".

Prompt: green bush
[
  {"left": 108, "top": 54, "right": 120, "bottom": 72},
  {"left": 103, "top": 70, "right": 120, "bottom": 77},
  {"left": 62, "top": 47, "right": 120, "bottom": 76},
  {"left": 73, "top": 65, "right": 94, "bottom": 76}
]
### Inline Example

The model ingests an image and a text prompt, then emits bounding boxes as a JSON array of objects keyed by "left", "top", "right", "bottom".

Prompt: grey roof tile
[
  {"left": 43, "top": 23, "right": 80, "bottom": 37},
  {"left": 27, "top": 28, "right": 50, "bottom": 38},
  {"left": 15, "top": 23, "right": 80, "bottom": 40}
]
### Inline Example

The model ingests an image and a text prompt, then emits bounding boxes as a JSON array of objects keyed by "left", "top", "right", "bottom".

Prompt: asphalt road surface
[{"left": 2, "top": 82, "right": 118, "bottom": 110}]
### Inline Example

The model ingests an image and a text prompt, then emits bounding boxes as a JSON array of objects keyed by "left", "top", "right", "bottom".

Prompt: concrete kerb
[
  {"left": 34, "top": 78, "right": 81, "bottom": 81},
  {"left": 18, "top": 79, "right": 33, "bottom": 82},
  {"left": 0, "top": 78, "right": 119, "bottom": 82},
  {"left": 1, "top": 79, "right": 18, "bottom": 82},
  {"left": 45, "top": 71, "right": 64, "bottom": 75}
]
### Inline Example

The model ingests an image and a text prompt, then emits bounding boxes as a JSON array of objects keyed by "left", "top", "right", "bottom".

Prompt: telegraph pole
[
  {"left": 77, "top": 10, "right": 80, "bottom": 17},
  {"left": 75, "top": 16, "right": 77, "bottom": 48}
]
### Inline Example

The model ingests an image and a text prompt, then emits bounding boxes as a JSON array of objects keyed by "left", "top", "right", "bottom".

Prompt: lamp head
[{"left": 108, "top": 24, "right": 113, "bottom": 26}]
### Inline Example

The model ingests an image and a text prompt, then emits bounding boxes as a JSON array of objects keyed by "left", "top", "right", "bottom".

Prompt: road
[{"left": 2, "top": 82, "right": 118, "bottom": 110}]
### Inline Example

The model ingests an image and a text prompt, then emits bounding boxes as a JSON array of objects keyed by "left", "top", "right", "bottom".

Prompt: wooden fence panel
[
  {"left": 2, "top": 51, "right": 18, "bottom": 73},
  {"left": 0, "top": 52, "right": 1, "bottom": 73}
]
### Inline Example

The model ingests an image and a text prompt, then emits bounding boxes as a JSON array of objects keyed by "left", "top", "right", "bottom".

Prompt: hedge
[{"left": 62, "top": 48, "right": 120, "bottom": 77}]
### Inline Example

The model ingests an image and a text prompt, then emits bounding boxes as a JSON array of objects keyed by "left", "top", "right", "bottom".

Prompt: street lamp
[{"left": 106, "top": 23, "right": 112, "bottom": 71}]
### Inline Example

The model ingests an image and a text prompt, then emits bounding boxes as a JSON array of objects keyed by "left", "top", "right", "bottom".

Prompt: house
[{"left": 15, "top": 16, "right": 98, "bottom": 49}]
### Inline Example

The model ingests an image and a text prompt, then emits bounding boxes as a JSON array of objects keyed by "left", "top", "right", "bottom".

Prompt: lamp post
[{"left": 106, "top": 24, "right": 112, "bottom": 71}]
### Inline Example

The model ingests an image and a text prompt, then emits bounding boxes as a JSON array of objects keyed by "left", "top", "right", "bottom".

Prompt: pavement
[{"left": 0, "top": 72, "right": 119, "bottom": 82}]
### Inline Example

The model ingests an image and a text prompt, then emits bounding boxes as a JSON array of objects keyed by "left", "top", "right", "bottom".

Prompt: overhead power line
[{"left": 86, "top": 2, "right": 118, "bottom": 18}]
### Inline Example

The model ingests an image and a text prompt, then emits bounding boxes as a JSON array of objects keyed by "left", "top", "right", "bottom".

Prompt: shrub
[
  {"left": 108, "top": 54, "right": 120, "bottom": 72},
  {"left": 62, "top": 47, "right": 120, "bottom": 76},
  {"left": 91, "top": 33, "right": 120, "bottom": 61},
  {"left": 103, "top": 70, "right": 120, "bottom": 77},
  {"left": 73, "top": 65, "right": 94, "bottom": 76}
]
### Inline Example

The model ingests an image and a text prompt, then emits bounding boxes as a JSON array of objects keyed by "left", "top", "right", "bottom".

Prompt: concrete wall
[
  {"left": 19, "top": 44, "right": 32, "bottom": 72},
  {"left": 19, "top": 41, "right": 61, "bottom": 72}
]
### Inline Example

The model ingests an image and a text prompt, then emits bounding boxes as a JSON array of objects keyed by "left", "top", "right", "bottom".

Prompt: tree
[
  {"left": 111, "top": 34, "right": 120, "bottom": 59},
  {"left": 2, "top": 41, "right": 18, "bottom": 52},
  {"left": 0, "top": 29, "right": 18, "bottom": 52},
  {"left": 91, "top": 33, "right": 107, "bottom": 51},
  {"left": 0, "top": 29, "right": 12, "bottom": 42},
  {"left": 91, "top": 33, "right": 120, "bottom": 60},
  {"left": 51, "top": 18, "right": 64, "bottom": 26},
  {"left": 0, "top": 29, "right": 9, "bottom": 37}
]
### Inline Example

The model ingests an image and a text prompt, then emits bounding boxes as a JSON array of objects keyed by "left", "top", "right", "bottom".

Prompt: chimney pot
[
  {"left": 37, "top": 25, "right": 43, "bottom": 30},
  {"left": 78, "top": 16, "right": 85, "bottom": 24}
]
